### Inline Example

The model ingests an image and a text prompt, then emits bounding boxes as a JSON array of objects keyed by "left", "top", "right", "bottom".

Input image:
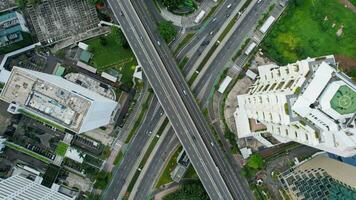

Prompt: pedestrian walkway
[{"left": 63, "top": 133, "right": 73, "bottom": 144}]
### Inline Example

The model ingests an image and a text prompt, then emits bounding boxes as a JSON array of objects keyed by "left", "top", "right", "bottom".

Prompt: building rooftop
[
  {"left": 79, "top": 50, "right": 92, "bottom": 63},
  {"left": 0, "top": 173, "right": 74, "bottom": 200},
  {"left": 0, "top": 67, "right": 90, "bottom": 132},
  {"left": 0, "top": 67, "right": 118, "bottom": 133}
]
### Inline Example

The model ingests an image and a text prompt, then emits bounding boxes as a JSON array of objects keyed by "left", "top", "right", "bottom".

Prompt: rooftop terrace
[
  {"left": 0, "top": 68, "right": 91, "bottom": 132},
  {"left": 330, "top": 85, "right": 356, "bottom": 115}
]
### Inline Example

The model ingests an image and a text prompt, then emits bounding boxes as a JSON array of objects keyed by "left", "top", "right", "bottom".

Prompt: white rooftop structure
[
  {"left": 65, "top": 147, "right": 85, "bottom": 163},
  {"left": 78, "top": 42, "right": 89, "bottom": 51},
  {"left": 218, "top": 76, "right": 232, "bottom": 93},
  {"left": 0, "top": 67, "right": 118, "bottom": 133},
  {"left": 240, "top": 147, "right": 252, "bottom": 159},
  {"left": 259, "top": 16, "right": 275, "bottom": 33},
  {"left": 234, "top": 55, "right": 356, "bottom": 157},
  {"left": 0, "top": 173, "right": 74, "bottom": 200}
]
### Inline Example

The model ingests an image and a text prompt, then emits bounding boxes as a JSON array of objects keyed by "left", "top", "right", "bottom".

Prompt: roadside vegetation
[
  {"left": 16, "top": 0, "right": 42, "bottom": 8},
  {"left": 160, "top": 0, "right": 197, "bottom": 14},
  {"left": 158, "top": 21, "right": 177, "bottom": 43},
  {"left": 55, "top": 141, "right": 69, "bottom": 156},
  {"left": 86, "top": 27, "right": 137, "bottom": 87},
  {"left": 174, "top": 33, "right": 195, "bottom": 55},
  {"left": 241, "top": 153, "right": 264, "bottom": 178},
  {"left": 5, "top": 141, "right": 51, "bottom": 164},
  {"left": 156, "top": 146, "right": 182, "bottom": 187},
  {"left": 262, "top": 0, "right": 356, "bottom": 65},
  {"left": 162, "top": 181, "right": 209, "bottom": 200}
]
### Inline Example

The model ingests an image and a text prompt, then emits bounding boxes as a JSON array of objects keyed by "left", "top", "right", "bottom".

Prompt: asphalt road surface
[
  {"left": 129, "top": 0, "right": 255, "bottom": 199},
  {"left": 194, "top": 0, "right": 273, "bottom": 102},
  {"left": 105, "top": 0, "right": 234, "bottom": 199},
  {"left": 102, "top": 96, "right": 162, "bottom": 200}
]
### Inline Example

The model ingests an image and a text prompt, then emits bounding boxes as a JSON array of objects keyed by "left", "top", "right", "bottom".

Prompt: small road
[
  {"left": 102, "top": 97, "right": 163, "bottom": 200},
  {"left": 131, "top": 128, "right": 179, "bottom": 200}
]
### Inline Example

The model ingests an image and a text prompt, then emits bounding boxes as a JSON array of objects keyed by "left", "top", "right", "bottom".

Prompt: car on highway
[
  {"left": 183, "top": 90, "right": 187, "bottom": 95},
  {"left": 227, "top": 3, "right": 232, "bottom": 8},
  {"left": 212, "top": 17, "right": 217, "bottom": 22}
]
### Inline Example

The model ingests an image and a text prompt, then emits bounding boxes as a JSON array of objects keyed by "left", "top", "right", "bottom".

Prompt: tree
[
  {"left": 247, "top": 154, "right": 264, "bottom": 170},
  {"left": 87, "top": 0, "right": 102, "bottom": 5},
  {"left": 158, "top": 21, "right": 177, "bottom": 43},
  {"left": 111, "top": 27, "right": 129, "bottom": 48},
  {"left": 161, "top": 0, "right": 183, "bottom": 11},
  {"left": 93, "top": 171, "right": 111, "bottom": 189},
  {"left": 163, "top": 181, "right": 210, "bottom": 200},
  {"left": 28, "top": 0, "right": 41, "bottom": 5},
  {"left": 99, "top": 36, "right": 108, "bottom": 46},
  {"left": 16, "top": 0, "right": 28, "bottom": 8}
]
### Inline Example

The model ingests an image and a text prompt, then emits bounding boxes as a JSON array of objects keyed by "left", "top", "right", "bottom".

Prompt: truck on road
[
  {"left": 194, "top": 10, "right": 206, "bottom": 24},
  {"left": 244, "top": 42, "right": 257, "bottom": 55}
]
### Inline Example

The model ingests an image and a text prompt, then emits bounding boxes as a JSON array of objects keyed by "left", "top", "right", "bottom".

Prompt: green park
[
  {"left": 86, "top": 27, "right": 138, "bottom": 87},
  {"left": 262, "top": 0, "right": 356, "bottom": 65}
]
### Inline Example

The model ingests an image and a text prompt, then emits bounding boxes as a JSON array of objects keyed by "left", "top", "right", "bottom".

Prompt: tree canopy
[
  {"left": 161, "top": 0, "right": 184, "bottom": 11},
  {"left": 247, "top": 154, "right": 264, "bottom": 170},
  {"left": 158, "top": 21, "right": 177, "bottom": 43},
  {"left": 163, "top": 181, "right": 210, "bottom": 200}
]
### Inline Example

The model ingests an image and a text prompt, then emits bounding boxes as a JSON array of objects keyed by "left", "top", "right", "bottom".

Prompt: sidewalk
[{"left": 159, "top": 0, "right": 217, "bottom": 28}]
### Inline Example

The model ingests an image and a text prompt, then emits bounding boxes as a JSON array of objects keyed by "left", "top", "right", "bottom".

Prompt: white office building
[
  {"left": 0, "top": 173, "right": 74, "bottom": 200},
  {"left": 234, "top": 55, "right": 356, "bottom": 157},
  {"left": 0, "top": 67, "right": 118, "bottom": 133}
]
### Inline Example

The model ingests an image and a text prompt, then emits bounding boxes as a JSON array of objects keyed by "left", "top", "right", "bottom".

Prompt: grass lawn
[
  {"left": 85, "top": 32, "right": 137, "bottom": 87},
  {"left": 55, "top": 141, "right": 69, "bottom": 156},
  {"left": 262, "top": 0, "right": 356, "bottom": 65},
  {"left": 5, "top": 141, "right": 51, "bottom": 164},
  {"left": 174, "top": 33, "right": 195, "bottom": 55},
  {"left": 183, "top": 165, "right": 198, "bottom": 179},
  {"left": 156, "top": 146, "right": 182, "bottom": 188}
]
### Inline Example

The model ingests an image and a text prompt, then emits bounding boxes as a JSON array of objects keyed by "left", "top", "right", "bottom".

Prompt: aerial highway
[
  {"left": 129, "top": 0, "right": 254, "bottom": 199},
  {"left": 106, "top": 0, "right": 234, "bottom": 199}
]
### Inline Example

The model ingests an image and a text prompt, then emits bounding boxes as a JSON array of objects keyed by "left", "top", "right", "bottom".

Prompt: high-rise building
[
  {"left": 0, "top": 67, "right": 118, "bottom": 133},
  {"left": 0, "top": 173, "right": 74, "bottom": 200},
  {"left": 279, "top": 154, "right": 356, "bottom": 199},
  {"left": 234, "top": 55, "right": 356, "bottom": 157}
]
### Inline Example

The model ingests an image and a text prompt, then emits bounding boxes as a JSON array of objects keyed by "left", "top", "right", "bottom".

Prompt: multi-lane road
[
  {"left": 129, "top": 0, "right": 255, "bottom": 199},
  {"left": 194, "top": 0, "right": 273, "bottom": 101},
  {"left": 104, "top": 0, "right": 274, "bottom": 199},
  {"left": 106, "top": 0, "right": 235, "bottom": 199}
]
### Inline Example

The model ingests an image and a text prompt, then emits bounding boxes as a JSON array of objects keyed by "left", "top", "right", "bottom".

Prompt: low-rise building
[
  {"left": 234, "top": 55, "right": 356, "bottom": 157},
  {"left": 171, "top": 150, "right": 190, "bottom": 183}
]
